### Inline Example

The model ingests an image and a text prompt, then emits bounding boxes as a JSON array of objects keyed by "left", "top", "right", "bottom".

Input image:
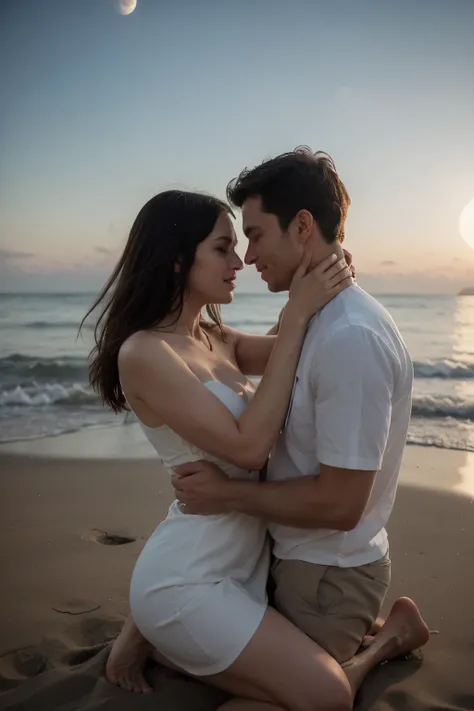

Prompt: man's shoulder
[
  {"left": 308, "top": 286, "right": 394, "bottom": 341},
  {"left": 301, "top": 287, "right": 406, "bottom": 377}
]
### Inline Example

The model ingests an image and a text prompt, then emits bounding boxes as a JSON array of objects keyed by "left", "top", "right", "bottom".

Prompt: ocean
[{"left": 1, "top": 291, "right": 473, "bottom": 452}]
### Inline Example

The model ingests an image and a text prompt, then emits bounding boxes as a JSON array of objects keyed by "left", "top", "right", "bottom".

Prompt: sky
[{"left": 1, "top": 0, "right": 474, "bottom": 294}]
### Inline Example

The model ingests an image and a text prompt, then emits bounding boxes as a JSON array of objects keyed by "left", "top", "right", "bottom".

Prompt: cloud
[
  {"left": 380, "top": 260, "right": 396, "bottom": 266},
  {"left": 0, "top": 248, "right": 34, "bottom": 260}
]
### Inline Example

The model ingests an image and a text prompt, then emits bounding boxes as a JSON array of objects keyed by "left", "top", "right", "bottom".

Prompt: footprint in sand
[
  {"left": 87, "top": 529, "right": 136, "bottom": 546},
  {"left": 52, "top": 599, "right": 101, "bottom": 616},
  {"left": 70, "top": 616, "right": 123, "bottom": 647},
  {"left": 41, "top": 611, "right": 123, "bottom": 666},
  {"left": 57, "top": 616, "right": 123, "bottom": 665},
  {"left": 0, "top": 646, "right": 48, "bottom": 687}
]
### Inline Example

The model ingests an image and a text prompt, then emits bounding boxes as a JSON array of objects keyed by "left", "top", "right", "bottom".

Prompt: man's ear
[{"left": 292, "top": 209, "right": 313, "bottom": 246}]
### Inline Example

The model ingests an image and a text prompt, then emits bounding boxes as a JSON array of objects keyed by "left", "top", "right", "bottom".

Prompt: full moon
[
  {"left": 459, "top": 199, "right": 474, "bottom": 250},
  {"left": 115, "top": 0, "right": 137, "bottom": 15}
]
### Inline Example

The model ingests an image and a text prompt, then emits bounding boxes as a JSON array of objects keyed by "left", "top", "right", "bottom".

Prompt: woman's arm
[
  {"left": 266, "top": 305, "right": 285, "bottom": 336},
  {"left": 230, "top": 250, "right": 354, "bottom": 376},
  {"left": 120, "top": 255, "right": 352, "bottom": 470},
  {"left": 225, "top": 305, "right": 284, "bottom": 376},
  {"left": 225, "top": 328, "right": 276, "bottom": 377},
  {"left": 120, "top": 310, "right": 307, "bottom": 470}
]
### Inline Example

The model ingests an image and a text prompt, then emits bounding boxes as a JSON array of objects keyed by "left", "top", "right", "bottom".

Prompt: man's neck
[{"left": 309, "top": 241, "right": 344, "bottom": 270}]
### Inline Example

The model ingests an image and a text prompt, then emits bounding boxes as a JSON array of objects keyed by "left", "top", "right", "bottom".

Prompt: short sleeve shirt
[{"left": 268, "top": 285, "right": 413, "bottom": 567}]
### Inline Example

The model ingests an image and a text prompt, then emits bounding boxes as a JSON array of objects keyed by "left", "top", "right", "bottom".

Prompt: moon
[
  {"left": 115, "top": 0, "right": 137, "bottom": 15},
  {"left": 459, "top": 199, "right": 474, "bottom": 250}
]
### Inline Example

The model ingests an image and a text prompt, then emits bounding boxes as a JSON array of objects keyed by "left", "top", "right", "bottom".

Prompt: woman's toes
[{"left": 139, "top": 676, "right": 153, "bottom": 693}]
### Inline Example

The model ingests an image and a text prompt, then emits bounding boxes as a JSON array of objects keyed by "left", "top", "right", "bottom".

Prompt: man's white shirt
[{"left": 268, "top": 284, "right": 413, "bottom": 567}]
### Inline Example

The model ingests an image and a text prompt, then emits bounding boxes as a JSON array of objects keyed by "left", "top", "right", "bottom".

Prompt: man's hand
[{"left": 171, "top": 460, "right": 232, "bottom": 515}]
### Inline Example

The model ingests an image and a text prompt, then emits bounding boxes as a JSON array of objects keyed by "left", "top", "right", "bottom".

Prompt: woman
[{"left": 82, "top": 190, "right": 355, "bottom": 711}]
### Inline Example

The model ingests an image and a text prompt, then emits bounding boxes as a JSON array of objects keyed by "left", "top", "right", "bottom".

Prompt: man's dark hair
[{"left": 226, "top": 146, "right": 350, "bottom": 243}]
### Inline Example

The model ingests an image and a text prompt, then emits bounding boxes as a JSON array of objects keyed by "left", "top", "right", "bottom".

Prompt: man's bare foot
[
  {"left": 359, "top": 634, "right": 375, "bottom": 650},
  {"left": 378, "top": 597, "right": 430, "bottom": 660},
  {"left": 369, "top": 616, "right": 385, "bottom": 636},
  {"left": 360, "top": 616, "right": 385, "bottom": 649},
  {"left": 106, "top": 616, "right": 153, "bottom": 693},
  {"left": 343, "top": 598, "right": 430, "bottom": 697}
]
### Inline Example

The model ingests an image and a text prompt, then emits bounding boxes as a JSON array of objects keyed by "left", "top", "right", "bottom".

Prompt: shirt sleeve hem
[{"left": 318, "top": 452, "right": 382, "bottom": 471}]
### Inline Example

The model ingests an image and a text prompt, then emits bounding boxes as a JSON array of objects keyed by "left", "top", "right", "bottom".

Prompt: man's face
[{"left": 242, "top": 196, "right": 302, "bottom": 292}]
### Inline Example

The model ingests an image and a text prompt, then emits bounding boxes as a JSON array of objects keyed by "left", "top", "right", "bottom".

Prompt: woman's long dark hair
[{"left": 79, "top": 190, "right": 233, "bottom": 413}]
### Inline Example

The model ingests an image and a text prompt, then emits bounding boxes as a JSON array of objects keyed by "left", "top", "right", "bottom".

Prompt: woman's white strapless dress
[{"left": 129, "top": 380, "right": 270, "bottom": 676}]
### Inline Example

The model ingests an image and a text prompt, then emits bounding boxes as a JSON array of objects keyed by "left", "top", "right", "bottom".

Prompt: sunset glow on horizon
[
  {"left": 460, "top": 199, "right": 474, "bottom": 251},
  {"left": 1, "top": 0, "right": 473, "bottom": 294}
]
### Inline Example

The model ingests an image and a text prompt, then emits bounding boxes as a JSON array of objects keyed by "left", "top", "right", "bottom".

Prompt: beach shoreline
[
  {"left": 1, "top": 435, "right": 474, "bottom": 709},
  {"left": 2, "top": 292, "right": 474, "bottom": 452}
]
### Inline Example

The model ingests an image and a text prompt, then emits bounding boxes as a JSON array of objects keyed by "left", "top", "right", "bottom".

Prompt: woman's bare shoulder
[
  {"left": 118, "top": 330, "right": 175, "bottom": 371},
  {"left": 206, "top": 322, "right": 238, "bottom": 351}
]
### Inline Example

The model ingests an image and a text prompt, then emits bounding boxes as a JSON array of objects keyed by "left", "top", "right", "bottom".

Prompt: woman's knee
[{"left": 292, "top": 665, "right": 352, "bottom": 711}]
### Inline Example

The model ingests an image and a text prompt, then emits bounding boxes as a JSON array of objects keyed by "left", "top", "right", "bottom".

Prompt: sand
[{"left": 0, "top": 429, "right": 473, "bottom": 710}]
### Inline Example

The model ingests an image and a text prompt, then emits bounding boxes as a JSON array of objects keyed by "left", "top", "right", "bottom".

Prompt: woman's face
[{"left": 188, "top": 211, "right": 243, "bottom": 304}]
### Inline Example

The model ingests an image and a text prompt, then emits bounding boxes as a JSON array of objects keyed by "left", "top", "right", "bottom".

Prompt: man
[{"left": 172, "top": 146, "right": 428, "bottom": 666}]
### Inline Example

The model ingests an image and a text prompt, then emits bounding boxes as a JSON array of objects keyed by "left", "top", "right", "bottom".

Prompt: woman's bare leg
[
  {"left": 152, "top": 607, "right": 352, "bottom": 711},
  {"left": 107, "top": 597, "right": 429, "bottom": 702},
  {"left": 151, "top": 599, "right": 428, "bottom": 710},
  {"left": 219, "top": 701, "right": 283, "bottom": 711}
]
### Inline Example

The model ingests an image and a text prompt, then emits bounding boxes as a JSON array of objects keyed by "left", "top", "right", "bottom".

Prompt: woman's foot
[{"left": 105, "top": 616, "right": 153, "bottom": 693}]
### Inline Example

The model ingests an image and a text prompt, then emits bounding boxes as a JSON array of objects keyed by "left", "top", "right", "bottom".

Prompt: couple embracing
[{"left": 83, "top": 147, "right": 429, "bottom": 711}]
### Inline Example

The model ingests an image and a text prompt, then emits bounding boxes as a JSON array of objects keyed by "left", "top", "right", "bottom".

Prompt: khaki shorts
[{"left": 271, "top": 552, "right": 391, "bottom": 664}]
